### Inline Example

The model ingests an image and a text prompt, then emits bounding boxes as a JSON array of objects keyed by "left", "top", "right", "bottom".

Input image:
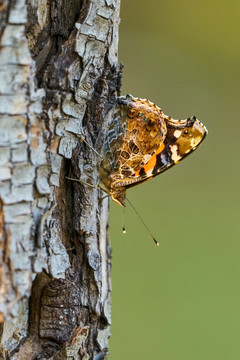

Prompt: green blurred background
[{"left": 109, "top": 0, "right": 240, "bottom": 359}]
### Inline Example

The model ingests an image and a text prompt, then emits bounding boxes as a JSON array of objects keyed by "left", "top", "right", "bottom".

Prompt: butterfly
[{"left": 98, "top": 94, "right": 207, "bottom": 207}]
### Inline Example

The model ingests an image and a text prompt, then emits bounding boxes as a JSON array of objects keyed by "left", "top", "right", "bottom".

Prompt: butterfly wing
[
  {"left": 98, "top": 95, "right": 207, "bottom": 205},
  {"left": 125, "top": 115, "right": 207, "bottom": 189},
  {"left": 109, "top": 95, "right": 207, "bottom": 188},
  {"left": 99, "top": 95, "right": 166, "bottom": 189}
]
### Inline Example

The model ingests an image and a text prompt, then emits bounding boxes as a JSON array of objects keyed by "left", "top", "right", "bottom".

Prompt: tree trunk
[{"left": 0, "top": 0, "right": 121, "bottom": 358}]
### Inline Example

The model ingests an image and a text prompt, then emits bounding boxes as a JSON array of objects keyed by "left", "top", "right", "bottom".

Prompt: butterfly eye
[{"left": 128, "top": 108, "right": 137, "bottom": 118}]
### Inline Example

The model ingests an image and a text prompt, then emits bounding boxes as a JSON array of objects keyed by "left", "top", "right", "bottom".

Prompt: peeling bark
[{"left": 0, "top": 0, "right": 121, "bottom": 358}]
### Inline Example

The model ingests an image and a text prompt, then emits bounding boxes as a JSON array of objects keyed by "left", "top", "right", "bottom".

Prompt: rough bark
[{"left": 0, "top": 0, "right": 121, "bottom": 358}]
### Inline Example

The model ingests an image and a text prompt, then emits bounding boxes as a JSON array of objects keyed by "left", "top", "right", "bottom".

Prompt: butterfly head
[{"left": 110, "top": 188, "right": 126, "bottom": 206}]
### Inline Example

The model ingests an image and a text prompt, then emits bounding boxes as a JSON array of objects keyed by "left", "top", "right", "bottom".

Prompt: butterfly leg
[
  {"left": 77, "top": 134, "right": 103, "bottom": 159},
  {"left": 66, "top": 176, "right": 98, "bottom": 189},
  {"left": 99, "top": 194, "right": 110, "bottom": 203}
]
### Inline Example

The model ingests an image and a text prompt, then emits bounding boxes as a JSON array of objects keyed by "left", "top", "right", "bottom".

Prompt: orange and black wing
[{"left": 108, "top": 95, "right": 207, "bottom": 189}]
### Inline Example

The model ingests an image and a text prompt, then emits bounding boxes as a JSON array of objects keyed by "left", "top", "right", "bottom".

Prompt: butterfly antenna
[
  {"left": 122, "top": 206, "right": 126, "bottom": 234},
  {"left": 125, "top": 198, "right": 159, "bottom": 246}
]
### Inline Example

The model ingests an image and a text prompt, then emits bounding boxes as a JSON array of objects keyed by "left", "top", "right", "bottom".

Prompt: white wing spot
[
  {"left": 174, "top": 130, "right": 182, "bottom": 138},
  {"left": 169, "top": 144, "right": 181, "bottom": 162}
]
